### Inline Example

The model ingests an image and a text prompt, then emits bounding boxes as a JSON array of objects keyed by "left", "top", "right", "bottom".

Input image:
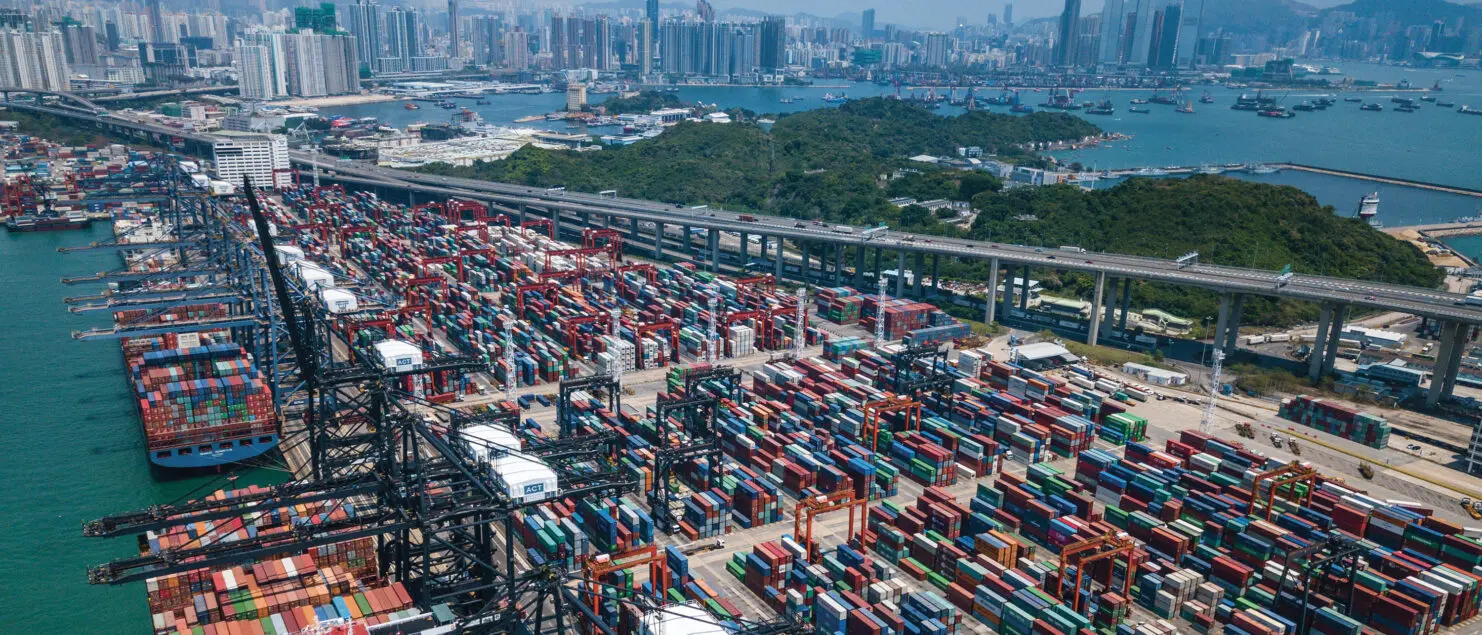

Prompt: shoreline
[{"left": 279, "top": 93, "right": 400, "bottom": 108}]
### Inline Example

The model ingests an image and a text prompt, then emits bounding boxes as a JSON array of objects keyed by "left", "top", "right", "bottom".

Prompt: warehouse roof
[{"left": 1015, "top": 342, "right": 1078, "bottom": 363}]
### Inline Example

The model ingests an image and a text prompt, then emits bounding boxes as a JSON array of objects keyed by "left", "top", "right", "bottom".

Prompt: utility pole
[
  {"left": 707, "top": 292, "right": 719, "bottom": 362},
  {"left": 875, "top": 274, "right": 888, "bottom": 348},
  {"left": 794, "top": 286, "right": 807, "bottom": 358},
  {"left": 503, "top": 322, "right": 516, "bottom": 403},
  {"left": 1201, "top": 349, "right": 1223, "bottom": 434},
  {"left": 609, "top": 308, "right": 624, "bottom": 388}
]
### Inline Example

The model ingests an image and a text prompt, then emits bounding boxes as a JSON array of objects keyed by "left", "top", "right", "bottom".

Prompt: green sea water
[{"left": 0, "top": 224, "right": 281, "bottom": 633}]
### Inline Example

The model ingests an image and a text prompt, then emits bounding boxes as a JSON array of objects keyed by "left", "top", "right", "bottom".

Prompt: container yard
[{"left": 45, "top": 141, "right": 1482, "bottom": 635}]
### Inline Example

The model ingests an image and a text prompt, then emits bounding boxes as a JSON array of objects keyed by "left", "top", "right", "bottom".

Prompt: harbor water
[
  {"left": 0, "top": 224, "right": 281, "bottom": 634},
  {"left": 322, "top": 61, "right": 1482, "bottom": 227}
]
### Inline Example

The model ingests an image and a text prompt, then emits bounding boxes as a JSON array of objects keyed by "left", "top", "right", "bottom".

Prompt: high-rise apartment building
[
  {"left": 147, "top": 0, "right": 166, "bottom": 42},
  {"left": 503, "top": 29, "right": 530, "bottom": 70},
  {"left": 0, "top": 30, "right": 71, "bottom": 91},
  {"left": 447, "top": 0, "right": 460, "bottom": 59},
  {"left": 283, "top": 32, "right": 359, "bottom": 97},
  {"left": 235, "top": 34, "right": 287, "bottom": 99},
  {"left": 61, "top": 24, "right": 100, "bottom": 66},
  {"left": 924, "top": 32, "right": 948, "bottom": 67},
  {"left": 861, "top": 9, "right": 874, "bottom": 38},
  {"left": 343, "top": 0, "right": 379, "bottom": 72},
  {"left": 759, "top": 16, "right": 784, "bottom": 71},
  {"left": 640, "top": 21, "right": 653, "bottom": 75},
  {"left": 1003, "top": 3, "right": 1013, "bottom": 26},
  {"left": 1054, "top": 0, "right": 1081, "bottom": 66},
  {"left": 382, "top": 7, "right": 419, "bottom": 72},
  {"left": 1174, "top": 0, "right": 1203, "bottom": 68},
  {"left": 1126, "top": 0, "right": 1156, "bottom": 66},
  {"left": 469, "top": 15, "right": 498, "bottom": 66},
  {"left": 696, "top": 0, "right": 714, "bottom": 22},
  {"left": 1098, "top": 0, "right": 1126, "bottom": 65}
]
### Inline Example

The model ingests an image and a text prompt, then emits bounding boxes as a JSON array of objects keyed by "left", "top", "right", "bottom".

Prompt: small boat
[
  {"left": 1460, "top": 105, "right": 1482, "bottom": 116},
  {"left": 1010, "top": 104, "right": 1034, "bottom": 113},
  {"left": 1198, "top": 164, "right": 1223, "bottom": 175},
  {"left": 1128, "top": 106, "right": 1150, "bottom": 114},
  {"left": 1086, "top": 99, "right": 1115, "bottom": 115},
  {"left": 1344, "top": 96, "right": 1363, "bottom": 103},
  {"left": 1134, "top": 167, "right": 1168, "bottom": 176},
  {"left": 1292, "top": 102, "right": 1316, "bottom": 112},
  {"left": 1420, "top": 95, "right": 1436, "bottom": 102},
  {"left": 1199, "top": 92, "right": 1215, "bottom": 104},
  {"left": 1248, "top": 163, "right": 1279, "bottom": 175},
  {"left": 404, "top": 102, "right": 420, "bottom": 110},
  {"left": 1175, "top": 101, "right": 1195, "bottom": 114},
  {"left": 1396, "top": 105, "right": 1416, "bottom": 113},
  {"left": 1129, "top": 98, "right": 1149, "bottom": 105},
  {"left": 1257, "top": 108, "right": 1295, "bottom": 119},
  {"left": 475, "top": 99, "right": 491, "bottom": 105},
  {"left": 1361, "top": 103, "right": 1382, "bottom": 112},
  {"left": 1437, "top": 100, "right": 1456, "bottom": 107}
]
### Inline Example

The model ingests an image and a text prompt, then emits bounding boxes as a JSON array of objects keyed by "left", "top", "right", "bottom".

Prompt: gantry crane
[
  {"left": 793, "top": 489, "right": 872, "bottom": 563},
  {"left": 649, "top": 393, "right": 723, "bottom": 535},
  {"left": 1248, "top": 460, "right": 1318, "bottom": 520},
  {"left": 582, "top": 228, "right": 624, "bottom": 264},
  {"left": 1055, "top": 532, "right": 1140, "bottom": 613},
  {"left": 522, "top": 217, "right": 555, "bottom": 239},
  {"left": 861, "top": 396, "right": 922, "bottom": 454},
  {"left": 513, "top": 281, "right": 560, "bottom": 315},
  {"left": 634, "top": 318, "right": 681, "bottom": 370}
]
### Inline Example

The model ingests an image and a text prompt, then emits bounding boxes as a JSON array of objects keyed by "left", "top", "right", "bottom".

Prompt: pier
[{"left": 1277, "top": 163, "right": 1482, "bottom": 198}]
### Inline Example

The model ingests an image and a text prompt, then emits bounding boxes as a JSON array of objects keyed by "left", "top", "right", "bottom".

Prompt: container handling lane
[{"left": 294, "top": 153, "right": 1482, "bottom": 325}]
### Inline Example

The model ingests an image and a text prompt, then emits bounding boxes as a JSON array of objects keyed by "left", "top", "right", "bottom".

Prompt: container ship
[
  {"left": 126, "top": 339, "right": 279, "bottom": 469},
  {"left": 4, "top": 210, "right": 92, "bottom": 232}
]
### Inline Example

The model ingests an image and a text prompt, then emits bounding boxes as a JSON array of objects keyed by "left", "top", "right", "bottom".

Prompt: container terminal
[{"left": 33, "top": 133, "right": 1482, "bottom": 635}]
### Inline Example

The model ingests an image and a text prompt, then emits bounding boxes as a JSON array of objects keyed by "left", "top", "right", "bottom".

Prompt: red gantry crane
[
  {"left": 582, "top": 228, "right": 625, "bottom": 264},
  {"left": 581, "top": 546, "right": 670, "bottom": 635},
  {"left": 634, "top": 318, "right": 681, "bottom": 369},
  {"left": 1056, "top": 532, "right": 1141, "bottom": 614},
  {"left": 793, "top": 489, "right": 873, "bottom": 563},
  {"left": 861, "top": 396, "right": 922, "bottom": 454},
  {"left": 1248, "top": 460, "right": 1318, "bottom": 520}
]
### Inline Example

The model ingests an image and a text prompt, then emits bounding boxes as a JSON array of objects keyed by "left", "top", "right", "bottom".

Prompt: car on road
[
  {"left": 1365, "top": 295, "right": 1377, "bottom": 301},
  {"left": 1047, "top": 255, "right": 1057, "bottom": 260},
  {"left": 794, "top": 222, "right": 806, "bottom": 228},
  {"left": 1085, "top": 260, "right": 1094, "bottom": 264}
]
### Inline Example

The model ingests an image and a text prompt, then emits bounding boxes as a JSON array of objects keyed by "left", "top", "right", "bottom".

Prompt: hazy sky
[{"left": 713, "top": 0, "right": 1355, "bottom": 30}]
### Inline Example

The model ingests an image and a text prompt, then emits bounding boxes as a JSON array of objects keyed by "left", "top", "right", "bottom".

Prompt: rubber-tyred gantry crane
[
  {"left": 522, "top": 217, "right": 555, "bottom": 239},
  {"left": 1249, "top": 460, "right": 1318, "bottom": 520},
  {"left": 861, "top": 395, "right": 922, "bottom": 454},
  {"left": 514, "top": 281, "right": 560, "bottom": 315},
  {"left": 793, "top": 489, "right": 872, "bottom": 563},
  {"left": 544, "top": 246, "right": 614, "bottom": 275},
  {"left": 1055, "top": 531, "right": 1140, "bottom": 613},
  {"left": 634, "top": 318, "right": 681, "bottom": 369},
  {"left": 582, "top": 228, "right": 624, "bottom": 264},
  {"left": 733, "top": 275, "right": 776, "bottom": 303},
  {"left": 562, "top": 312, "right": 615, "bottom": 354},
  {"left": 582, "top": 545, "right": 670, "bottom": 624}
]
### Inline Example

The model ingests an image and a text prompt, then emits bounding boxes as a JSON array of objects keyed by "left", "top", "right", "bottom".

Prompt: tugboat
[
  {"left": 1361, "top": 103, "right": 1383, "bottom": 112},
  {"left": 1258, "top": 107, "right": 1295, "bottom": 118},
  {"left": 404, "top": 102, "right": 420, "bottom": 110},
  {"left": 1129, "top": 98, "right": 1149, "bottom": 105},
  {"left": 1420, "top": 95, "right": 1437, "bottom": 102},
  {"left": 1175, "top": 100, "right": 1195, "bottom": 114},
  {"left": 1149, "top": 90, "right": 1177, "bottom": 106},
  {"left": 1344, "top": 96, "right": 1363, "bottom": 103},
  {"left": 1292, "top": 101, "right": 1317, "bottom": 112},
  {"left": 1437, "top": 100, "right": 1456, "bottom": 107},
  {"left": 475, "top": 98, "right": 491, "bottom": 105},
  {"left": 1199, "top": 91, "right": 1215, "bottom": 104},
  {"left": 1127, "top": 106, "right": 1151, "bottom": 114}
]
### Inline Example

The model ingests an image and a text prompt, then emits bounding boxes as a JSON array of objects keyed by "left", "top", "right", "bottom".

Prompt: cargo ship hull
[
  {"left": 5, "top": 216, "right": 92, "bottom": 232},
  {"left": 148, "top": 432, "right": 280, "bottom": 468}
]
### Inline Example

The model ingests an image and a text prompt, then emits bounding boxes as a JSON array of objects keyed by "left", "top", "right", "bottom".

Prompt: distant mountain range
[
  {"left": 1320, "top": 0, "right": 1482, "bottom": 23},
  {"left": 1203, "top": 0, "right": 1316, "bottom": 35}
]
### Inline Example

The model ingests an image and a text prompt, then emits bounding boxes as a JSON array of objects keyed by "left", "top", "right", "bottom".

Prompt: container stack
[
  {"left": 1099, "top": 412, "right": 1148, "bottom": 445},
  {"left": 128, "top": 344, "right": 278, "bottom": 467},
  {"left": 680, "top": 490, "right": 731, "bottom": 540},
  {"left": 816, "top": 287, "right": 863, "bottom": 325},
  {"left": 1278, "top": 395, "right": 1391, "bottom": 448},
  {"left": 574, "top": 497, "right": 655, "bottom": 555}
]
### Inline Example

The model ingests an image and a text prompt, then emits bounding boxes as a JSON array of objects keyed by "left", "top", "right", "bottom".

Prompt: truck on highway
[
  {"left": 737, "top": 215, "right": 757, "bottom": 222},
  {"left": 1460, "top": 292, "right": 1482, "bottom": 306},
  {"left": 1059, "top": 245, "right": 1087, "bottom": 253},
  {"left": 830, "top": 226, "right": 855, "bottom": 234}
]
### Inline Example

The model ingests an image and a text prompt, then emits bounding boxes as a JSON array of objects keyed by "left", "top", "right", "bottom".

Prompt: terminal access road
[{"left": 294, "top": 152, "right": 1482, "bottom": 325}]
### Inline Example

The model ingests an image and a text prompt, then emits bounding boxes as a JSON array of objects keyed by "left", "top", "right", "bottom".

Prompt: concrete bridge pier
[
  {"left": 1119, "top": 278, "right": 1132, "bottom": 330},
  {"left": 800, "top": 242, "right": 811, "bottom": 281},
  {"left": 518, "top": 204, "right": 528, "bottom": 226},
  {"left": 653, "top": 222, "right": 664, "bottom": 259},
  {"left": 738, "top": 232, "right": 748, "bottom": 262},
  {"left": 1018, "top": 266, "right": 1031, "bottom": 311},
  {"left": 984, "top": 258, "right": 1000, "bottom": 325},
  {"left": 854, "top": 246, "right": 865, "bottom": 288},
  {"left": 1100, "top": 277, "right": 1119, "bottom": 342},
  {"left": 1427, "top": 321, "right": 1467, "bottom": 407},
  {"left": 1321, "top": 304, "right": 1348, "bottom": 377},
  {"left": 1445, "top": 326, "right": 1471, "bottom": 396},
  {"left": 1222, "top": 295, "right": 1246, "bottom": 354},
  {"left": 1308, "top": 303, "right": 1334, "bottom": 381},
  {"left": 1212, "top": 294, "right": 1233, "bottom": 355},
  {"left": 873, "top": 248, "right": 882, "bottom": 290},
  {"left": 1087, "top": 272, "right": 1106, "bottom": 345},
  {"left": 895, "top": 251, "right": 906, "bottom": 297},
  {"left": 707, "top": 230, "right": 719, "bottom": 272},
  {"left": 931, "top": 254, "right": 940, "bottom": 296},
  {"left": 774, "top": 239, "right": 784, "bottom": 278},
  {"left": 914, "top": 252, "right": 925, "bottom": 298},
  {"left": 834, "top": 245, "right": 844, "bottom": 285}
]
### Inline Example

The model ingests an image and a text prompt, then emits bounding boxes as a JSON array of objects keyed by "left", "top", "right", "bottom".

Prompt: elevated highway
[{"left": 6, "top": 96, "right": 1477, "bottom": 405}]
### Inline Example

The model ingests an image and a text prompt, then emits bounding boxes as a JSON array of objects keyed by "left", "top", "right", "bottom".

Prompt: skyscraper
[
  {"left": 343, "top": 0, "right": 379, "bottom": 72},
  {"left": 447, "top": 0, "right": 460, "bottom": 59},
  {"left": 1174, "top": 0, "right": 1203, "bottom": 68},
  {"left": 1003, "top": 3, "right": 1013, "bottom": 26},
  {"left": 696, "top": 0, "right": 714, "bottom": 22},
  {"left": 1152, "top": 2, "right": 1180, "bottom": 68},
  {"left": 236, "top": 36, "right": 286, "bottom": 99},
  {"left": 147, "top": 0, "right": 166, "bottom": 43},
  {"left": 382, "top": 7, "right": 419, "bottom": 71},
  {"left": 1054, "top": 0, "right": 1081, "bottom": 67},
  {"left": 549, "top": 17, "right": 567, "bottom": 69},
  {"left": 1126, "top": 0, "right": 1156, "bottom": 66},
  {"left": 104, "top": 21, "right": 120, "bottom": 51},
  {"left": 861, "top": 9, "right": 874, "bottom": 38},
  {"left": 1097, "top": 0, "right": 1125, "bottom": 65},
  {"left": 469, "top": 15, "right": 498, "bottom": 66},
  {"left": 594, "top": 16, "right": 613, "bottom": 70},
  {"left": 640, "top": 20, "right": 653, "bottom": 75},
  {"left": 646, "top": 0, "right": 659, "bottom": 42},
  {"left": 759, "top": 16, "right": 784, "bottom": 71}
]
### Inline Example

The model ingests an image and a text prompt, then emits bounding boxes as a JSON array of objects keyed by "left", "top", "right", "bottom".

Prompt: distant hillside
[
  {"left": 1322, "top": 0, "right": 1482, "bottom": 23},
  {"left": 1204, "top": 0, "right": 1315, "bottom": 35}
]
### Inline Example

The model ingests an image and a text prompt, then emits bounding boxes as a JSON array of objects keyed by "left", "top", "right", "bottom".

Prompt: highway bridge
[{"left": 8, "top": 95, "right": 1480, "bottom": 406}]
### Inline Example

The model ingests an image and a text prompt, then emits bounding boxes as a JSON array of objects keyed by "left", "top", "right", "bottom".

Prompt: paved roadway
[
  {"left": 294, "top": 152, "right": 1482, "bottom": 325},
  {"left": 9, "top": 99, "right": 1479, "bottom": 325}
]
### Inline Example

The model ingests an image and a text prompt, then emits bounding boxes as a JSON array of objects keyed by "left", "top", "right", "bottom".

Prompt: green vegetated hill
[
  {"left": 594, "top": 90, "right": 686, "bottom": 114},
  {"left": 964, "top": 177, "right": 1444, "bottom": 326},
  {"left": 417, "top": 98, "right": 1100, "bottom": 224},
  {"left": 413, "top": 99, "right": 1440, "bottom": 327}
]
